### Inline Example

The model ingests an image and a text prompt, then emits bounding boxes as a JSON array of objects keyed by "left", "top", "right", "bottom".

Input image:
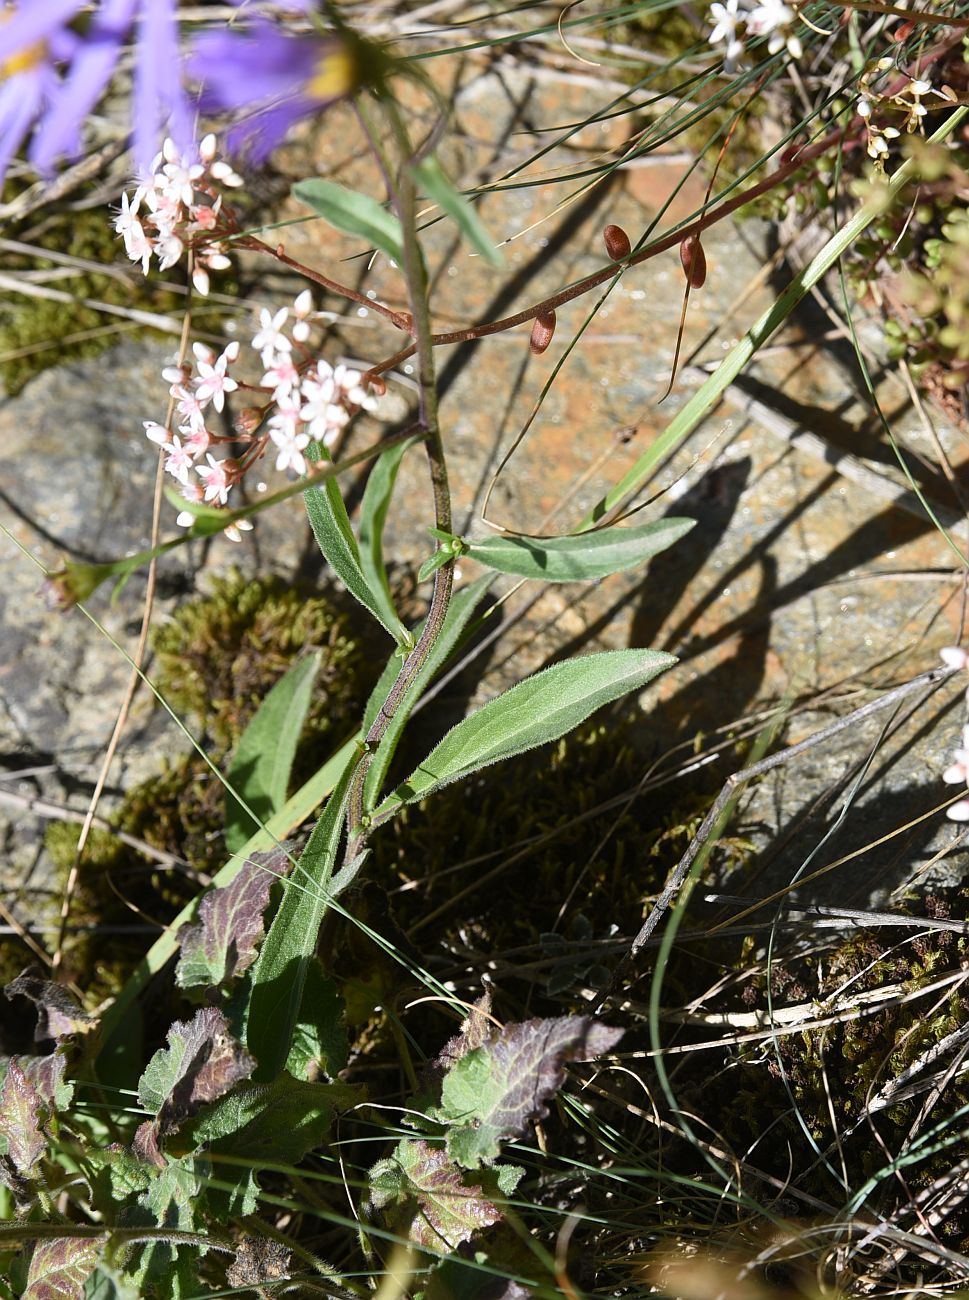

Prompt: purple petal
[
  {"left": 132, "top": 0, "right": 194, "bottom": 169},
  {"left": 0, "top": 0, "right": 82, "bottom": 63},
  {"left": 28, "top": 0, "right": 138, "bottom": 173},
  {"left": 0, "top": 74, "right": 44, "bottom": 185},
  {"left": 225, "top": 100, "right": 309, "bottom": 162},
  {"left": 187, "top": 23, "right": 318, "bottom": 111}
]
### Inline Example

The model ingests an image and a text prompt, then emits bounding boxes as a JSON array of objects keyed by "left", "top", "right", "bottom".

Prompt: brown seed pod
[
  {"left": 679, "top": 236, "right": 707, "bottom": 288},
  {"left": 603, "top": 223, "right": 632, "bottom": 261},
  {"left": 529, "top": 310, "right": 557, "bottom": 355}
]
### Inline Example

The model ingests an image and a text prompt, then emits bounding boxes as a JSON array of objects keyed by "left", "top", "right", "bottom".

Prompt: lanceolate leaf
[
  {"left": 376, "top": 648, "right": 675, "bottom": 816},
  {"left": 304, "top": 454, "right": 404, "bottom": 641},
  {"left": 176, "top": 849, "right": 291, "bottom": 991},
  {"left": 437, "top": 1017, "right": 623, "bottom": 1168},
  {"left": 358, "top": 436, "right": 417, "bottom": 638},
  {"left": 414, "top": 156, "right": 503, "bottom": 269},
  {"left": 294, "top": 178, "right": 405, "bottom": 265},
  {"left": 24, "top": 1237, "right": 106, "bottom": 1300},
  {"left": 245, "top": 753, "right": 361, "bottom": 1079},
  {"left": 225, "top": 654, "right": 321, "bottom": 854},
  {"left": 464, "top": 517, "right": 694, "bottom": 582},
  {"left": 363, "top": 573, "right": 494, "bottom": 810}
]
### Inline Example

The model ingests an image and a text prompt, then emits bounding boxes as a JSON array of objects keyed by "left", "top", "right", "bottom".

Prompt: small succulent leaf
[
  {"left": 0, "top": 1062, "right": 44, "bottom": 1174},
  {"left": 294, "top": 178, "right": 406, "bottom": 265},
  {"left": 285, "top": 960, "right": 349, "bottom": 1081},
  {"left": 4, "top": 970, "right": 95, "bottom": 1041},
  {"left": 245, "top": 753, "right": 357, "bottom": 1079},
  {"left": 438, "top": 1017, "right": 623, "bottom": 1168},
  {"left": 176, "top": 848, "right": 292, "bottom": 991},
  {"left": 414, "top": 156, "right": 504, "bottom": 268},
  {"left": 378, "top": 650, "right": 675, "bottom": 815},
  {"left": 225, "top": 655, "right": 322, "bottom": 853},
  {"left": 304, "top": 452, "right": 404, "bottom": 640},
  {"left": 401, "top": 1140, "right": 502, "bottom": 1250},
  {"left": 358, "top": 436, "right": 417, "bottom": 639},
  {"left": 136, "top": 1007, "right": 255, "bottom": 1136},
  {"left": 24, "top": 1237, "right": 106, "bottom": 1300},
  {"left": 363, "top": 573, "right": 494, "bottom": 809},
  {"left": 83, "top": 1264, "right": 141, "bottom": 1300},
  {"left": 465, "top": 518, "right": 695, "bottom": 582}
]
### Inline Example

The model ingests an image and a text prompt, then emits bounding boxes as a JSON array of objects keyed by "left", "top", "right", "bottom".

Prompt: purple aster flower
[
  {"left": 186, "top": 20, "right": 359, "bottom": 162},
  {"left": 0, "top": 0, "right": 193, "bottom": 177},
  {"left": 0, "top": 19, "right": 75, "bottom": 185}
]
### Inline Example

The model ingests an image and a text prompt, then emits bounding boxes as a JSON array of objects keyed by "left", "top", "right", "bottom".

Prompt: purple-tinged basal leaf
[
  {"left": 437, "top": 1017, "right": 623, "bottom": 1168},
  {"left": 137, "top": 1006, "right": 255, "bottom": 1138},
  {"left": 176, "top": 849, "right": 291, "bottom": 991},
  {"left": 0, "top": 1061, "right": 44, "bottom": 1174},
  {"left": 23, "top": 1236, "right": 107, "bottom": 1300},
  {"left": 374, "top": 1139, "right": 502, "bottom": 1251},
  {"left": 19, "top": 1051, "right": 73, "bottom": 1113},
  {"left": 430, "top": 991, "right": 494, "bottom": 1078},
  {"left": 5, "top": 968, "right": 95, "bottom": 1042}
]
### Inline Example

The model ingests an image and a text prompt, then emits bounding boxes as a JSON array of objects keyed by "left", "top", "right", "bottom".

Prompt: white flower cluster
[
  {"left": 256, "top": 290, "right": 378, "bottom": 478},
  {"left": 114, "top": 135, "right": 242, "bottom": 295},
  {"left": 858, "top": 70, "right": 951, "bottom": 163},
  {"left": 145, "top": 290, "right": 379, "bottom": 540},
  {"left": 708, "top": 0, "right": 803, "bottom": 69},
  {"left": 940, "top": 646, "right": 969, "bottom": 820}
]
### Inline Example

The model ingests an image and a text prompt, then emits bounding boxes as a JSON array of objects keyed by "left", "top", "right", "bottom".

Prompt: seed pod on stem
[
  {"left": 529, "top": 310, "right": 556, "bottom": 355},
  {"left": 679, "top": 235, "right": 707, "bottom": 288},
  {"left": 603, "top": 224, "right": 632, "bottom": 261}
]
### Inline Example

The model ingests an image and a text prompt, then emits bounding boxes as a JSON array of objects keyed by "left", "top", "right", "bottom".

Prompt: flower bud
[
  {"left": 603, "top": 224, "right": 631, "bottom": 260},
  {"left": 679, "top": 236, "right": 707, "bottom": 288},
  {"left": 235, "top": 406, "right": 264, "bottom": 436},
  {"left": 529, "top": 310, "right": 556, "bottom": 355}
]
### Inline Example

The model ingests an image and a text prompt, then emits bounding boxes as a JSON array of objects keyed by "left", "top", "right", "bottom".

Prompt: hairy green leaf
[
  {"left": 378, "top": 648, "right": 674, "bottom": 815},
  {"left": 294, "top": 178, "right": 405, "bottom": 264},
  {"left": 304, "top": 455, "right": 404, "bottom": 641},
  {"left": 359, "top": 436, "right": 417, "bottom": 638},
  {"left": 245, "top": 753, "right": 361, "bottom": 1078},
  {"left": 225, "top": 654, "right": 321, "bottom": 853},
  {"left": 176, "top": 849, "right": 291, "bottom": 991},
  {"left": 437, "top": 1017, "right": 623, "bottom": 1167},
  {"left": 465, "top": 517, "right": 694, "bottom": 582},
  {"left": 285, "top": 960, "right": 348, "bottom": 1082},
  {"left": 414, "top": 157, "right": 503, "bottom": 268}
]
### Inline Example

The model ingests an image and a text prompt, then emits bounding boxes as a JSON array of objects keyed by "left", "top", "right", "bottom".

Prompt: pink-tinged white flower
[
  {"left": 163, "top": 434, "right": 194, "bottom": 484},
  {"left": 144, "top": 420, "right": 170, "bottom": 445},
  {"left": 941, "top": 646, "right": 969, "bottom": 670},
  {"left": 262, "top": 354, "right": 301, "bottom": 395},
  {"left": 292, "top": 288, "right": 314, "bottom": 342},
  {"left": 747, "top": 0, "right": 802, "bottom": 58},
  {"left": 160, "top": 135, "right": 204, "bottom": 207},
  {"left": 179, "top": 425, "right": 211, "bottom": 457},
  {"left": 196, "top": 453, "right": 232, "bottom": 504},
  {"left": 708, "top": 0, "right": 745, "bottom": 68},
  {"left": 333, "top": 363, "right": 376, "bottom": 410},
  {"left": 155, "top": 231, "right": 185, "bottom": 272},
  {"left": 175, "top": 479, "right": 205, "bottom": 527},
  {"left": 269, "top": 426, "right": 310, "bottom": 475},
  {"left": 192, "top": 341, "right": 216, "bottom": 366},
  {"left": 195, "top": 345, "right": 239, "bottom": 413},
  {"left": 252, "top": 306, "right": 291, "bottom": 365},
  {"left": 172, "top": 383, "right": 206, "bottom": 430},
  {"left": 224, "top": 517, "right": 254, "bottom": 543}
]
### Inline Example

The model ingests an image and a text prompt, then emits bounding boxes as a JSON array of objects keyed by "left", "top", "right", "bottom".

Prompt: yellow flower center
[
  {"left": 305, "top": 47, "right": 357, "bottom": 103},
  {"left": 0, "top": 8, "right": 45, "bottom": 79}
]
